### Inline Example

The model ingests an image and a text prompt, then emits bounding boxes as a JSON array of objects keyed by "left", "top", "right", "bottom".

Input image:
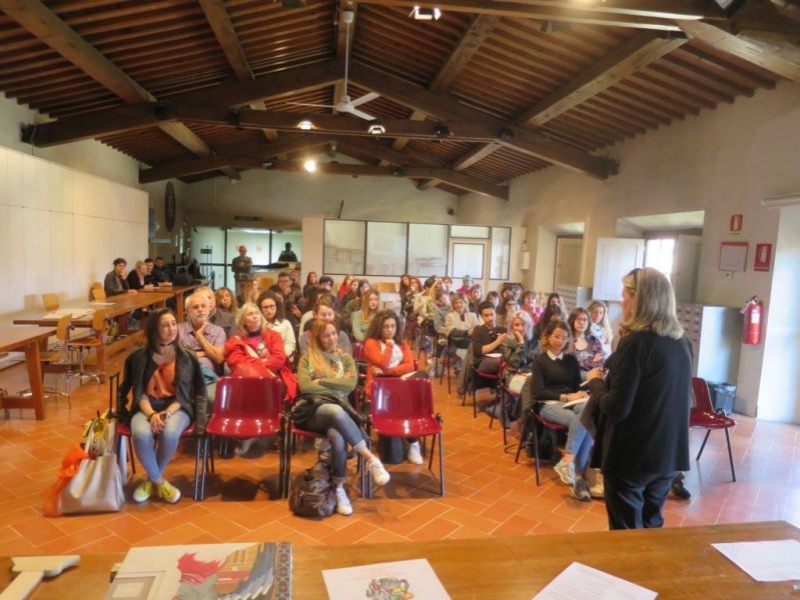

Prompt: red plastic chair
[
  {"left": 369, "top": 378, "right": 444, "bottom": 496},
  {"left": 691, "top": 376, "right": 737, "bottom": 482},
  {"left": 470, "top": 358, "right": 504, "bottom": 419},
  {"left": 199, "top": 376, "right": 288, "bottom": 499}
]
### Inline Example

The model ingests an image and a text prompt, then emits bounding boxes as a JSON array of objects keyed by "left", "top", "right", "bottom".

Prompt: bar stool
[{"left": 68, "top": 310, "right": 108, "bottom": 386}]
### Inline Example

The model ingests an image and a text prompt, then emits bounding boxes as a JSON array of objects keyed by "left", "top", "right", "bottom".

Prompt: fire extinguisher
[{"left": 741, "top": 295, "right": 762, "bottom": 345}]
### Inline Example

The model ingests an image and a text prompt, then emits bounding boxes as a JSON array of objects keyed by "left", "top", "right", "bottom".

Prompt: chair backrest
[
  {"left": 92, "top": 310, "right": 109, "bottom": 335},
  {"left": 351, "top": 340, "right": 365, "bottom": 360},
  {"left": 691, "top": 377, "right": 713, "bottom": 412},
  {"left": 213, "top": 376, "right": 284, "bottom": 419},
  {"left": 42, "top": 292, "right": 60, "bottom": 311},
  {"left": 371, "top": 377, "right": 435, "bottom": 420},
  {"left": 91, "top": 287, "right": 107, "bottom": 301},
  {"left": 55, "top": 314, "right": 71, "bottom": 342}
]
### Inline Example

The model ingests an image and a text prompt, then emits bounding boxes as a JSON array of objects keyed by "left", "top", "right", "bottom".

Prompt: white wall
[
  {"left": 0, "top": 146, "right": 147, "bottom": 319},
  {"left": 458, "top": 81, "right": 800, "bottom": 422},
  {"left": 185, "top": 156, "right": 459, "bottom": 229}
]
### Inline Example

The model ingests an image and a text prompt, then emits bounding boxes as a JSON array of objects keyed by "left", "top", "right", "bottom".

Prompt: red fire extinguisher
[{"left": 741, "top": 295, "right": 762, "bottom": 345}]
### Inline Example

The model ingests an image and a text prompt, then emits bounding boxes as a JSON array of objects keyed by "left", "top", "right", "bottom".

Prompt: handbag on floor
[
  {"left": 61, "top": 414, "right": 125, "bottom": 515},
  {"left": 288, "top": 460, "right": 337, "bottom": 518}
]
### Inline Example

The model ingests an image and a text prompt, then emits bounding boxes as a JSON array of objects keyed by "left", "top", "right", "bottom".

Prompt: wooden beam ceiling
[
  {"left": 2, "top": 0, "right": 239, "bottom": 179},
  {"left": 680, "top": 19, "right": 800, "bottom": 82},
  {"left": 349, "top": 61, "right": 616, "bottom": 179},
  {"left": 356, "top": 0, "right": 722, "bottom": 31}
]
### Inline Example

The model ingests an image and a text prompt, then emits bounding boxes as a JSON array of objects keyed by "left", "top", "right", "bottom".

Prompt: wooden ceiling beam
[
  {"left": 337, "top": 138, "right": 505, "bottom": 198},
  {"left": 452, "top": 142, "right": 504, "bottom": 170},
  {"left": 355, "top": 0, "right": 715, "bottom": 31},
  {"left": 1, "top": 0, "right": 237, "bottom": 178},
  {"left": 679, "top": 20, "right": 800, "bottom": 82},
  {"left": 139, "top": 136, "right": 334, "bottom": 183},
  {"left": 22, "top": 61, "right": 344, "bottom": 147},
  {"left": 265, "top": 159, "right": 508, "bottom": 200},
  {"left": 517, "top": 31, "right": 688, "bottom": 127},
  {"left": 349, "top": 61, "right": 616, "bottom": 179},
  {"left": 431, "top": 14, "right": 501, "bottom": 92},
  {"left": 198, "top": 0, "right": 253, "bottom": 81}
]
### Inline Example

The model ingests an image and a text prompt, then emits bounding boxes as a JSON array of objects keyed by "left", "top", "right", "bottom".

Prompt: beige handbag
[{"left": 61, "top": 417, "right": 124, "bottom": 514}]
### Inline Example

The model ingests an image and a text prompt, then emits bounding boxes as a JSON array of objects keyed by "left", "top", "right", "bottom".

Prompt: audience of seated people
[{"left": 106, "top": 262, "right": 623, "bottom": 507}]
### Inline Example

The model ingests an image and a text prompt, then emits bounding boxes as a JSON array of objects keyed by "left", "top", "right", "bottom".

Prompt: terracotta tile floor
[{"left": 1, "top": 352, "right": 799, "bottom": 556}]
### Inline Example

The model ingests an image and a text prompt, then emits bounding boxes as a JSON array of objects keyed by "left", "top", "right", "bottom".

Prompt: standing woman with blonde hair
[{"left": 585, "top": 268, "right": 691, "bottom": 530}]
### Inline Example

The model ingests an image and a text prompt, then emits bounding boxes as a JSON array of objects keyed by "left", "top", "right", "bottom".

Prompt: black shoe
[{"left": 671, "top": 476, "right": 691, "bottom": 500}]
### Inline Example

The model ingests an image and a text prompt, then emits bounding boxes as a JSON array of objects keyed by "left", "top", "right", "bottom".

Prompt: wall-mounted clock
[{"left": 164, "top": 181, "right": 176, "bottom": 232}]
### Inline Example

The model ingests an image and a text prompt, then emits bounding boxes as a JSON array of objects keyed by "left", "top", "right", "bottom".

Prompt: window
[
  {"left": 324, "top": 220, "right": 365, "bottom": 275},
  {"left": 490, "top": 227, "right": 511, "bottom": 280},
  {"left": 366, "top": 222, "right": 407, "bottom": 276},
  {"left": 644, "top": 237, "right": 676, "bottom": 281}
]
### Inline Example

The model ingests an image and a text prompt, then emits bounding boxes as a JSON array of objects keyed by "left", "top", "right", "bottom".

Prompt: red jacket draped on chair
[{"left": 225, "top": 329, "right": 298, "bottom": 399}]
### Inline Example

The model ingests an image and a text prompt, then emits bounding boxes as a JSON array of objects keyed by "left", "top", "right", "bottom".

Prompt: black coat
[
  {"left": 586, "top": 331, "right": 692, "bottom": 479},
  {"left": 118, "top": 345, "right": 208, "bottom": 434}
]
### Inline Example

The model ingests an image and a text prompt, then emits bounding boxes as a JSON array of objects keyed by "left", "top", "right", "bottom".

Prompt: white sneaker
[
  {"left": 335, "top": 487, "right": 353, "bottom": 516},
  {"left": 235, "top": 437, "right": 257, "bottom": 456},
  {"left": 407, "top": 441, "right": 423, "bottom": 465},
  {"left": 554, "top": 459, "right": 575, "bottom": 486},
  {"left": 369, "top": 458, "right": 391, "bottom": 486},
  {"left": 589, "top": 471, "right": 605, "bottom": 499}
]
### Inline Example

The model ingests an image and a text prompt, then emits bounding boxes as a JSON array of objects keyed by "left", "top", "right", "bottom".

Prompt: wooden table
[
  {"left": 2, "top": 521, "right": 798, "bottom": 598},
  {"left": 0, "top": 325, "right": 56, "bottom": 420},
  {"left": 13, "top": 292, "right": 173, "bottom": 373}
]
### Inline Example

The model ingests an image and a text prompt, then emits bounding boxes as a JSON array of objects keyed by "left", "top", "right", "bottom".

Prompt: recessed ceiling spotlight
[
  {"left": 367, "top": 122, "right": 386, "bottom": 135},
  {"left": 304, "top": 159, "right": 317, "bottom": 173},
  {"left": 410, "top": 6, "right": 441, "bottom": 20},
  {"left": 297, "top": 119, "right": 314, "bottom": 131}
]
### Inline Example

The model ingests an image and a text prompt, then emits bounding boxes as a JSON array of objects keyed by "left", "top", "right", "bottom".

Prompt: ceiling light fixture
[
  {"left": 303, "top": 159, "right": 317, "bottom": 173},
  {"left": 367, "top": 122, "right": 386, "bottom": 135},
  {"left": 297, "top": 119, "right": 314, "bottom": 131},
  {"left": 434, "top": 123, "right": 451, "bottom": 139},
  {"left": 410, "top": 6, "right": 441, "bottom": 20}
]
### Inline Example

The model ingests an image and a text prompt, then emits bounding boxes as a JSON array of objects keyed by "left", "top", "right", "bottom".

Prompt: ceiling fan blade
[
  {"left": 343, "top": 106, "right": 377, "bottom": 121},
  {"left": 348, "top": 92, "right": 380, "bottom": 108},
  {"left": 287, "top": 101, "right": 335, "bottom": 109}
]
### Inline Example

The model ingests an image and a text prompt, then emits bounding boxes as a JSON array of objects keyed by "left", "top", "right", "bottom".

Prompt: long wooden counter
[{"left": 1, "top": 521, "right": 798, "bottom": 598}]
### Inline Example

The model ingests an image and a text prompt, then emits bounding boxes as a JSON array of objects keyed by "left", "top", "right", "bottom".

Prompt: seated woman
[
  {"left": 337, "top": 275, "right": 355, "bottom": 302},
  {"left": 215, "top": 286, "right": 238, "bottom": 316},
  {"left": 444, "top": 294, "right": 479, "bottom": 365},
  {"left": 588, "top": 299, "right": 614, "bottom": 356},
  {"left": 258, "top": 290, "right": 297, "bottom": 361},
  {"left": 126, "top": 260, "right": 151, "bottom": 291},
  {"left": 467, "top": 283, "right": 483, "bottom": 315},
  {"left": 303, "top": 271, "right": 318, "bottom": 302},
  {"left": 568, "top": 307, "right": 605, "bottom": 380},
  {"left": 363, "top": 310, "right": 425, "bottom": 465},
  {"left": 499, "top": 297, "right": 519, "bottom": 328},
  {"left": 500, "top": 312, "right": 537, "bottom": 395},
  {"left": 124, "top": 308, "right": 207, "bottom": 504},
  {"left": 225, "top": 302, "right": 297, "bottom": 455},
  {"left": 520, "top": 290, "right": 543, "bottom": 326},
  {"left": 530, "top": 320, "right": 592, "bottom": 501},
  {"left": 351, "top": 289, "right": 380, "bottom": 342},
  {"left": 532, "top": 302, "right": 567, "bottom": 347},
  {"left": 104, "top": 257, "right": 135, "bottom": 297},
  {"left": 294, "top": 319, "right": 390, "bottom": 515}
]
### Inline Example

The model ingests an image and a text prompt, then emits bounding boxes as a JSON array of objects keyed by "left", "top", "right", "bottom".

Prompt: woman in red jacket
[{"left": 363, "top": 310, "right": 424, "bottom": 464}]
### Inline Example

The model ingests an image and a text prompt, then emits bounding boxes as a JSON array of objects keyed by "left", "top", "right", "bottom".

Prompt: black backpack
[{"left": 288, "top": 460, "right": 337, "bottom": 518}]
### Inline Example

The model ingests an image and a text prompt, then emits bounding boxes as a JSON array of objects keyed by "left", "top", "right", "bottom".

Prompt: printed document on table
[
  {"left": 532, "top": 562, "right": 657, "bottom": 600},
  {"left": 322, "top": 558, "right": 450, "bottom": 600},
  {"left": 712, "top": 539, "right": 800, "bottom": 581}
]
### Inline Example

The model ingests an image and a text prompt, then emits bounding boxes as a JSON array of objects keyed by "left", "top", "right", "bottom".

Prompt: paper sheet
[
  {"left": 322, "top": 558, "right": 450, "bottom": 600},
  {"left": 712, "top": 539, "right": 800, "bottom": 581},
  {"left": 532, "top": 562, "right": 657, "bottom": 600}
]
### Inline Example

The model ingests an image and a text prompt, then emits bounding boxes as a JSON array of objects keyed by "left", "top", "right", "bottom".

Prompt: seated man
[
  {"left": 471, "top": 300, "right": 508, "bottom": 374},
  {"left": 196, "top": 285, "right": 236, "bottom": 340},
  {"left": 278, "top": 242, "right": 298, "bottom": 262},
  {"left": 104, "top": 258, "right": 136, "bottom": 297},
  {"left": 151, "top": 256, "right": 173, "bottom": 284},
  {"left": 297, "top": 296, "right": 352, "bottom": 356},
  {"left": 270, "top": 270, "right": 303, "bottom": 328},
  {"left": 177, "top": 293, "right": 227, "bottom": 392}
]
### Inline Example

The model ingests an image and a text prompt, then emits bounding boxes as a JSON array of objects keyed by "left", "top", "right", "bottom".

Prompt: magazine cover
[{"left": 106, "top": 542, "right": 292, "bottom": 600}]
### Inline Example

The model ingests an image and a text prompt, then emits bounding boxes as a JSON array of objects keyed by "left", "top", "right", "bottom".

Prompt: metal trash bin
[{"left": 707, "top": 382, "right": 736, "bottom": 415}]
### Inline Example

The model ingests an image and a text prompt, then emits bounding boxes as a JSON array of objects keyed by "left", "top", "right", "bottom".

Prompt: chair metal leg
[
  {"left": 437, "top": 430, "right": 444, "bottom": 496},
  {"left": 193, "top": 435, "right": 205, "bottom": 501},
  {"left": 724, "top": 427, "right": 736, "bottom": 482},
  {"left": 696, "top": 430, "right": 712, "bottom": 461}
]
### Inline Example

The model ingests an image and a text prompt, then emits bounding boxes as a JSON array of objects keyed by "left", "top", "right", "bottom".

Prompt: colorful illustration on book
[
  {"left": 366, "top": 576, "right": 414, "bottom": 600},
  {"left": 106, "top": 542, "right": 292, "bottom": 600}
]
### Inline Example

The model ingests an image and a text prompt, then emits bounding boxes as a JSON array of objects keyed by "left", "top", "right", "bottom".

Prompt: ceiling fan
[{"left": 289, "top": 10, "right": 379, "bottom": 121}]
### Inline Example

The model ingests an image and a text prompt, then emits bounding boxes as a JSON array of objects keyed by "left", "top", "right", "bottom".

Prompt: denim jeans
[
  {"left": 131, "top": 408, "right": 191, "bottom": 483},
  {"left": 604, "top": 472, "right": 674, "bottom": 529},
  {"left": 301, "top": 403, "right": 368, "bottom": 482},
  {"left": 539, "top": 401, "right": 592, "bottom": 473}
]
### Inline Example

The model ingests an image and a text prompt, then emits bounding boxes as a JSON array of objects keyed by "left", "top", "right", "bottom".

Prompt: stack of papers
[
  {"left": 323, "top": 559, "right": 450, "bottom": 600},
  {"left": 712, "top": 539, "right": 800, "bottom": 581}
]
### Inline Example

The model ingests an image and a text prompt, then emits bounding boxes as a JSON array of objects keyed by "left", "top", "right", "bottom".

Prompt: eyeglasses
[{"left": 261, "top": 303, "right": 277, "bottom": 309}]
